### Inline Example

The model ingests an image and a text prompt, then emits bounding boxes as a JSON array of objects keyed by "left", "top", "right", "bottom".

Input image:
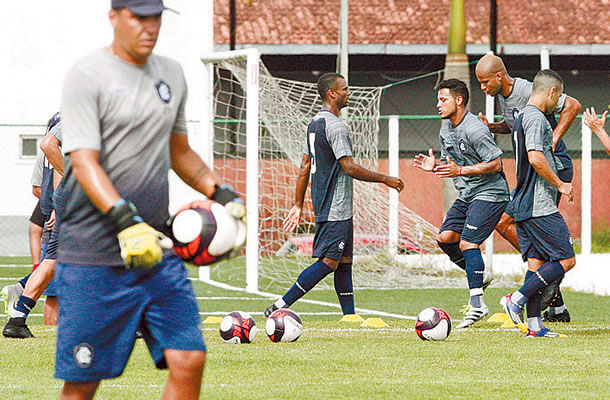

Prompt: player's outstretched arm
[
  {"left": 584, "top": 107, "right": 610, "bottom": 155},
  {"left": 170, "top": 134, "right": 219, "bottom": 198},
  {"left": 413, "top": 149, "right": 436, "bottom": 172},
  {"left": 339, "top": 156, "right": 404, "bottom": 191},
  {"left": 283, "top": 154, "right": 311, "bottom": 232},
  {"left": 434, "top": 156, "right": 502, "bottom": 178},
  {"left": 552, "top": 95, "right": 581, "bottom": 149},
  {"left": 478, "top": 113, "right": 511, "bottom": 134},
  {"left": 527, "top": 150, "right": 574, "bottom": 202}
]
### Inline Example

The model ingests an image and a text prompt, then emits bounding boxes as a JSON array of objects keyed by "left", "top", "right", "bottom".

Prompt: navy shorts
[
  {"left": 312, "top": 219, "right": 353, "bottom": 260},
  {"left": 516, "top": 212, "right": 575, "bottom": 262},
  {"left": 29, "top": 201, "right": 45, "bottom": 228},
  {"left": 440, "top": 199, "right": 508, "bottom": 244},
  {"left": 40, "top": 217, "right": 60, "bottom": 297},
  {"left": 54, "top": 255, "right": 205, "bottom": 382}
]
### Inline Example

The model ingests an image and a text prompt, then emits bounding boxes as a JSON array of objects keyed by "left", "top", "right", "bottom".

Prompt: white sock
[
  {"left": 527, "top": 317, "right": 543, "bottom": 332},
  {"left": 274, "top": 298, "right": 287, "bottom": 309}
]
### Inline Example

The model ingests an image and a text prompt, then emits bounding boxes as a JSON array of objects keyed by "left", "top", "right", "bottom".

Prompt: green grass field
[{"left": 0, "top": 258, "right": 609, "bottom": 399}]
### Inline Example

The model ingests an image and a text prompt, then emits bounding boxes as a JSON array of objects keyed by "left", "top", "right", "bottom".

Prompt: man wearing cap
[{"left": 55, "top": 1, "right": 246, "bottom": 398}]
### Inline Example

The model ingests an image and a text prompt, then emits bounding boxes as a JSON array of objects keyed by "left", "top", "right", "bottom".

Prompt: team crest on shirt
[
  {"left": 73, "top": 343, "right": 95, "bottom": 368},
  {"left": 458, "top": 138, "right": 469, "bottom": 153},
  {"left": 156, "top": 80, "right": 171, "bottom": 103},
  {"left": 511, "top": 108, "right": 519, "bottom": 120},
  {"left": 338, "top": 241, "right": 345, "bottom": 250}
]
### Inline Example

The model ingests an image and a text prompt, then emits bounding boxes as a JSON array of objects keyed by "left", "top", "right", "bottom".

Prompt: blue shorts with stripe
[
  {"left": 516, "top": 212, "right": 575, "bottom": 262},
  {"left": 54, "top": 255, "right": 205, "bottom": 382},
  {"left": 312, "top": 218, "right": 353, "bottom": 260},
  {"left": 440, "top": 199, "right": 508, "bottom": 244}
]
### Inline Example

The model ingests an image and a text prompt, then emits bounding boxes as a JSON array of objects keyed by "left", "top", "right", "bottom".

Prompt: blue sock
[
  {"left": 437, "top": 241, "right": 465, "bottom": 270},
  {"left": 526, "top": 288, "right": 543, "bottom": 319},
  {"left": 334, "top": 262, "right": 354, "bottom": 314},
  {"left": 462, "top": 248, "right": 484, "bottom": 289},
  {"left": 520, "top": 261, "right": 565, "bottom": 300},
  {"left": 282, "top": 261, "right": 334, "bottom": 306},
  {"left": 13, "top": 295, "right": 36, "bottom": 319},
  {"left": 18, "top": 273, "right": 31, "bottom": 289}
]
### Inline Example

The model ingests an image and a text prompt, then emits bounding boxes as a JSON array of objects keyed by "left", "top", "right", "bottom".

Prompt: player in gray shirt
[
  {"left": 475, "top": 55, "right": 581, "bottom": 322},
  {"left": 54, "top": 1, "right": 244, "bottom": 397},
  {"left": 415, "top": 79, "right": 509, "bottom": 329},
  {"left": 501, "top": 70, "right": 576, "bottom": 338},
  {"left": 265, "top": 73, "right": 403, "bottom": 318}
]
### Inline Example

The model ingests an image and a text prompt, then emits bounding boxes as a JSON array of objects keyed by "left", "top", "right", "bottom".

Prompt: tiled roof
[{"left": 214, "top": 0, "right": 610, "bottom": 45}]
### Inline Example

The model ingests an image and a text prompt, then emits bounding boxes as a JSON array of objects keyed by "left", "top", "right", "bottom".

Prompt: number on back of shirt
[{"left": 308, "top": 131, "right": 317, "bottom": 174}]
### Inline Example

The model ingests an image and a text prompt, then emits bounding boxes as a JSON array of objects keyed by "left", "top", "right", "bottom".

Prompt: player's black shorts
[
  {"left": 516, "top": 212, "right": 575, "bottom": 262},
  {"left": 312, "top": 218, "right": 353, "bottom": 260},
  {"left": 440, "top": 199, "right": 508, "bottom": 244},
  {"left": 29, "top": 201, "right": 45, "bottom": 228}
]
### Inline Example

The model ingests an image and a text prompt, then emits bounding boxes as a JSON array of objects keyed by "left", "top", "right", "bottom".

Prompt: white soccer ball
[
  {"left": 265, "top": 308, "right": 303, "bottom": 342},
  {"left": 415, "top": 307, "right": 452, "bottom": 341},
  {"left": 170, "top": 199, "right": 238, "bottom": 265}
]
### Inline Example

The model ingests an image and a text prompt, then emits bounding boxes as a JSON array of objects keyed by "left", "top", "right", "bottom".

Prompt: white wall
[{"left": 1, "top": 0, "right": 213, "bottom": 215}]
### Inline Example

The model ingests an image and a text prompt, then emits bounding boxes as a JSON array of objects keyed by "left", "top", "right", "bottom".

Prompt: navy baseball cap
[{"left": 111, "top": 0, "right": 177, "bottom": 16}]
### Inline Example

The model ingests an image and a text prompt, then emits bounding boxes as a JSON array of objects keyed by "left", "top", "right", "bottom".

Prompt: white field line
[{"left": 197, "top": 277, "right": 416, "bottom": 320}]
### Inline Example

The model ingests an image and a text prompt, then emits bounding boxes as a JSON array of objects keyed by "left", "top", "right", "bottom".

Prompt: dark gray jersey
[
  {"left": 59, "top": 48, "right": 188, "bottom": 266},
  {"left": 439, "top": 111, "right": 509, "bottom": 203},
  {"left": 305, "top": 110, "right": 353, "bottom": 221}
]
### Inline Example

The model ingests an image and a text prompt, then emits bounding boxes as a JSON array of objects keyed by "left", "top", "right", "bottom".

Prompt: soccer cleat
[
  {"left": 2, "top": 317, "right": 34, "bottom": 339},
  {"left": 482, "top": 270, "right": 494, "bottom": 290},
  {"left": 525, "top": 328, "right": 566, "bottom": 338},
  {"left": 542, "top": 309, "right": 571, "bottom": 323},
  {"left": 1, "top": 283, "right": 24, "bottom": 317},
  {"left": 456, "top": 304, "right": 489, "bottom": 329},
  {"left": 540, "top": 279, "right": 561, "bottom": 310},
  {"left": 263, "top": 303, "right": 279, "bottom": 318},
  {"left": 500, "top": 295, "right": 527, "bottom": 333}
]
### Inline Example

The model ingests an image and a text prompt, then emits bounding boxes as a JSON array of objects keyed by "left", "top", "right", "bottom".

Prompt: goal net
[{"left": 201, "top": 50, "right": 468, "bottom": 291}]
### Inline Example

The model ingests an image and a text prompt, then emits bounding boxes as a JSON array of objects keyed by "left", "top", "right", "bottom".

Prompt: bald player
[{"left": 475, "top": 55, "right": 581, "bottom": 323}]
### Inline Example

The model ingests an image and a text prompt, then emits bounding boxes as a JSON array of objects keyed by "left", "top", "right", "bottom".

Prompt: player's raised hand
[
  {"left": 434, "top": 156, "right": 460, "bottom": 178},
  {"left": 583, "top": 107, "right": 607, "bottom": 134},
  {"left": 283, "top": 205, "right": 302, "bottom": 232},
  {"left": 478, "top": 112, "right": 490, "bottom": 128},
  {"left": 558, "top": 182, "right": 574, "bottom": 202},
  {"left": 414, "top": 149, "right": 436, "bottom": 172}
]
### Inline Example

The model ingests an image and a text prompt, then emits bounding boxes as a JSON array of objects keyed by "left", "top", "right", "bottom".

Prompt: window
[{"left": 20, "top": 135, "right": 42, "bottom": 158}]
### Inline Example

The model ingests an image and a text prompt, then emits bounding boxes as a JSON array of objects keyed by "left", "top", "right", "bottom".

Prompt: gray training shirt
[
  {"left": 498, "top": 77, "right": 566, "bottom": 130},
  {"left": 439, "top": 111, "right": 509, "bottom": 203},
  {"left": 59, "top": 48, "right": 188, "bottom": 266},
  {"left": 520, "top": 105, "right": 559, "bottom": 218}
]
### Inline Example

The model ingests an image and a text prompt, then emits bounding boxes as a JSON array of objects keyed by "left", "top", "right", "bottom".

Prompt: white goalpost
[{"left": 199, "top": 49, "right": 453, "bottom": 293}]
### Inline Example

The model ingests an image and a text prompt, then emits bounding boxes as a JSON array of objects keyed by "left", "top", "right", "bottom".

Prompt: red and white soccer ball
[
  {"left": 415, "top": 307, "right": 452, "bottom": 341},
  {"left": 266, "top": 308, "right": 303, "bottom": 342},
  {"left": 170, "top": 199, "right": 237, "bottom": 265},
  {"left": 219, "top": 311, "right": 257, "bottom": 344}
]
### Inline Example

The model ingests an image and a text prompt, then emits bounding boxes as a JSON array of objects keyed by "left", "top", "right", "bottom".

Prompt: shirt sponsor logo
[
  {"left": 466, "top": 224, "right": 478, "bottom": 230},
  {"left": 156, "top": 80, "right": 171, "bottom": 103},
  {"left": 73, "top": 343, "right": 95, "bottom": 368}
]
